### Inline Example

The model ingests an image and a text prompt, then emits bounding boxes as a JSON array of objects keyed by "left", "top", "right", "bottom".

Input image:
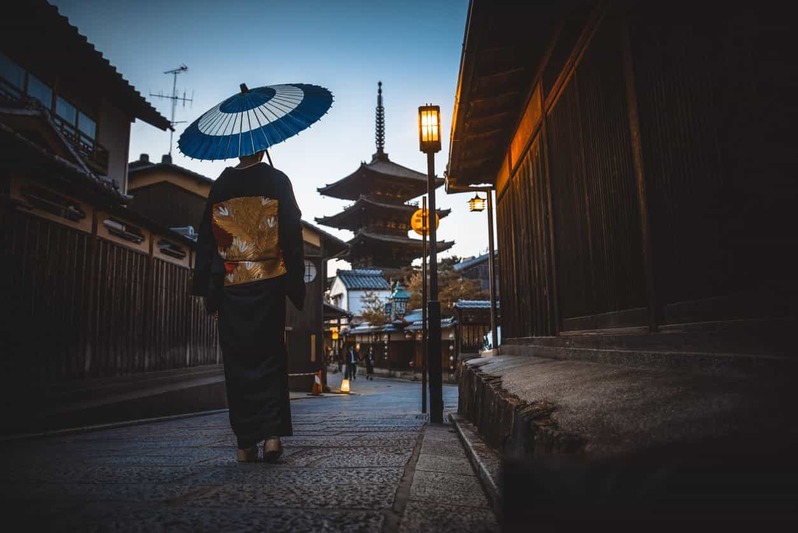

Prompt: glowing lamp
[
  {"left": 468, "top": 194, "right": 485, "bottom": 212},
  {"left": 418, "top": 105, "right": 441, "bottom": 153},
  {"left": 340, "top": 379, "right": 350, "bottom": 393}
]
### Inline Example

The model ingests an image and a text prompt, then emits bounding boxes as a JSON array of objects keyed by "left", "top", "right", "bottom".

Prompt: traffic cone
[{"left": 311, "top": 370, "right": 323, "bottom": 396}]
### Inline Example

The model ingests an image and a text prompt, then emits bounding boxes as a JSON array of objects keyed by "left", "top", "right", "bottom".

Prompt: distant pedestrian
[
  {"left": 346, "top": 344, "right": 359, "bottom": 380},
  {"left": 337, "top": 348, "right": 344, "bottom": 374},
  {"left": 365, "top": 346, "right": 375, "bottom": 380}
]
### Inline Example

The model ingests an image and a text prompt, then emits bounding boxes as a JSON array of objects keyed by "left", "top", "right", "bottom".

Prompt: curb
[
  {"left": 0, "top": 408, "right": 231, "bottom": 443},
  {"left": 449, "top": 412, "right": 503, "bottom": 519},
  {"left": 2, "top": 391, "right": 346, "bottom": 443}
]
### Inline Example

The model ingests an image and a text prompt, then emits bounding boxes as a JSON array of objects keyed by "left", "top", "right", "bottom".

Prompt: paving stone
[
  {"left": 1, "top": 464, "right": 210, "bottom": 484},
  {"left": 78, "top": 453, "right": 223, "bottom": 467},
  {"left": 409, "top": 471, "right": 490, "bottom": 507},
  {"left": 191, "top": 481, "right": 397, "bottom": 510},
  {"left": 414, "top": 454, "right": 477, "bottom": 476},
  {"left": 309, "top": 448, "right": 412, "bottom": 468},
  {"left": 281, "top": 435, "right": 363, "bottom": 447},
  {"left": 399, "top": 501, "right": 499, "bottom": 533},
  {"left": 51, "top": 502, "right": 386, "bottom": 533},
  {"left": 0, "top": 481, "right": 211, "bottom": 502},
  {"left": 188, "top": 466, "right": 404, "bottom": 487}
]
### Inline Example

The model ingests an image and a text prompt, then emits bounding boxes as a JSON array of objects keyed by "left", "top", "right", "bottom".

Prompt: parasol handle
[{"left": 265, "top": 149, "right": 273, "bottom": 166}]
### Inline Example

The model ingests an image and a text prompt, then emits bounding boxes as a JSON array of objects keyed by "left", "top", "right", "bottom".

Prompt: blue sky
[{"left": 49, "top": 0, "right": 493, "bottom": 271}]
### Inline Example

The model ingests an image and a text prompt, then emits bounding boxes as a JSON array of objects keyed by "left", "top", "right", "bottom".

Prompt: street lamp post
[
  {"left": 418, "top": 104, "right": 443, "bottom": 423},
  {"left": 421, "top": 197, "right": 428, "bottom": 414},
  {"left": 468, "top": 191, "right": 498, "bottom": 353}
]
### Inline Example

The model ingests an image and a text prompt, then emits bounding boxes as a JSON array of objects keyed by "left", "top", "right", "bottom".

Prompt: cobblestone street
[{"left": 0, "top": 374, "right": 498, "bottom": 532}]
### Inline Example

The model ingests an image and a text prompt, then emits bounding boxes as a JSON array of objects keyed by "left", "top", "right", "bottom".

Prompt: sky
[{"left": 49, "top": 0, "right": 494, "bottom": 273}]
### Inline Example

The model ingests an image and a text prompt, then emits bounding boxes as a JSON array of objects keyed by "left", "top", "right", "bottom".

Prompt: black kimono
[{"left": 192, "top": 162, "right": 305, "bottom": 449}]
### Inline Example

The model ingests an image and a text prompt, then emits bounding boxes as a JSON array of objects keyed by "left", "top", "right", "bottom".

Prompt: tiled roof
[
  {"left": 453, "top": 251, "right": 497, "bottom": 272},
  {"left": 453, "top": 300, "right": 499, "bottom": 309},
  {"left": 323, "top": 301, "right": 352, "bottom": 318},
  {"left": 336, "top": 269, "right": 391, "bottom": 290},
  {"left": 317, "top": 157, "right": 444, "bottom": 201},
  {"left": 404, "top": 316, "right": 457, "bottom": 331},
  {"left": 128, "top": 158, "right": 214, "bottom": 185},
  {"left": 403, "top": 309, "right": 423, "bottom": 323},
  {"left": 344, "top": 322, "right": 399, "bottom": 335}
]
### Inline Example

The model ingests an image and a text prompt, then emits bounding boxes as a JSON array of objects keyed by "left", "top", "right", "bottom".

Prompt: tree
[
  {"left": 403, "top": 257, "right": 488, "bottom": 316},
  {"left": 359, "top": 290, "right": 389, "bottom": 325}
]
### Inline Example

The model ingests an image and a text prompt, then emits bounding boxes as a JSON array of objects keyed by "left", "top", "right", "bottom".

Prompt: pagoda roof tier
[
  {"left": 346, "top": 230, "right": 454, "bottom": 261},
  {"left": 315, "top": 195, "right": 451, "bottom": 232},
  {"left": 317, "top": 153, "right": 445, "bottom": 202}
]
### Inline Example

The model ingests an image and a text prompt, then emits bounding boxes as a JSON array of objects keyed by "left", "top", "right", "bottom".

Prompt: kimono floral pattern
[{"left": 212, "top": 196, "right": 287, "bottom": 286}]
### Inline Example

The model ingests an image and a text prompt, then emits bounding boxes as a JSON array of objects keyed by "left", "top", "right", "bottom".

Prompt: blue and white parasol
[{"left": 177, "top": 83, "right": 333, "bottom": 161}]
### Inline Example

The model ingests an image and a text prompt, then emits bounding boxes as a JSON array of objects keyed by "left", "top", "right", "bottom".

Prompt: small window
[
  {"left": 157, "top": 239, "right": 186, "bottom": 259},
  {"left": 78, "top": 111, "right": 96, "bottom": 140},
  {"left": 26, "top": 73, "right": 52, "bottom": 109},
  {"left": 21, "top": 185, "right": 86, "bottom": 222},
  {"left": 103, "top": 217, "right": 144, "bottom": 244},
  {"left": 56, "top": 96, "right": 77, "bottom": 126},
  {"left": 0, "top": 52, "right": 25, "bottom": 89}
]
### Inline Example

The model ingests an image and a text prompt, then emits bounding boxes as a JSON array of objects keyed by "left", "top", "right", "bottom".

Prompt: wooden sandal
[
  {"left": 236, "top": 446, "right": 259, "bottom": 463},
  {"left": 263, "top": 437, "right": 283, "bottom": 463}
]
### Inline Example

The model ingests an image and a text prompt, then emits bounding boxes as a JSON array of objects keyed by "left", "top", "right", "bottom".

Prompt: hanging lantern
[{"left": 468, "top": 194, "right": 486, "bottom": 212}]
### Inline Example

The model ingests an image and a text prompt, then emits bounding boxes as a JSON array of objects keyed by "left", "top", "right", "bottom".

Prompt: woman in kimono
[{"left": 192, "top": 149, "right": 305, "bottom": 463}]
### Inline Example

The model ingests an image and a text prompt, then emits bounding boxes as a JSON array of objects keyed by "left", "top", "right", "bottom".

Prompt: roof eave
[
  {"left": 446, "top": 0, "right": 567, "bottom": 188},
  {"left": 2, "top": 1, "right": 171, "bottom": 131}
]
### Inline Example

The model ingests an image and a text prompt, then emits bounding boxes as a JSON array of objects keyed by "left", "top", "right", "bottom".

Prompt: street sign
[{"left": 410, "top": 208, "right": 439, "bottom": 235}]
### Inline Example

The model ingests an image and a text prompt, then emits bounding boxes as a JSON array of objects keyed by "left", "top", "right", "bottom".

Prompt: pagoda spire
[{"left": 374, "top": 81, "right": 387, "bottom": 161}]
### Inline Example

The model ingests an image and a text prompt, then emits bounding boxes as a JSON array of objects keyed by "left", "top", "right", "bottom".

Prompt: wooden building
[
  {"left": 0, "top": 0, "right": 220, "bottom": 427},
  {"left": 328, "top": 268, "right": 392, "bottom": 319},
  {"left": 446, "top": 0, "right": 797, "bottom": 359},
  {"left": 453, "top": 251, "right": 499, "bottom": 297},
  {"left": 127, "top": 152, "right": 212, "bottom": 234},
  {"left": 316, "top": 82, "right": 453, "bottom": 277},
  {"left": 452, "top": 300, "right": 497, "bottom": 355}
]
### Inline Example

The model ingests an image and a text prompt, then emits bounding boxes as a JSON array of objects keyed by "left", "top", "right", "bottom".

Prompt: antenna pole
[{"left": 150, "top": 64, "right": 193, "bottom": 157}]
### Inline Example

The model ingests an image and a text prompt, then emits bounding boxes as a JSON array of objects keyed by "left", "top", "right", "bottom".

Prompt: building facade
[
  {"left": 328, "top": 269, "right": 392, "bottom": 319},
  {"left": 0, "top": 0, "right": 216, "bottom": 432},
  {"left": 447, "top": 0, "right": 796, "bottom": 356}
]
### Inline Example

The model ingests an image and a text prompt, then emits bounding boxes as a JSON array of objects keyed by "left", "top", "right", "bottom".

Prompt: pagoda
[{"left": 316, "top": 82, "right": 453, "bottom": 277}]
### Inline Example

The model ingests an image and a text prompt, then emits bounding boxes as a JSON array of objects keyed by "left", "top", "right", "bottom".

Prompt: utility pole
[{"left": 150, "top": 65, "right": 193, "bottom": 157}]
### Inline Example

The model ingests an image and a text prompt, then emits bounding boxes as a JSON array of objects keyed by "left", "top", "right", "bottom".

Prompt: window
[
  {"left": 0, "top": 52, "right": 24, "bottom": 89},
  {"left": 78, "top": 111, "right": 96, "bottom": 140},
  {"left": 26, "top": 73, "right": 52, "bottom": 108},
  {"left": 56, "top": 96, "right": 77, "bottom": 126}
]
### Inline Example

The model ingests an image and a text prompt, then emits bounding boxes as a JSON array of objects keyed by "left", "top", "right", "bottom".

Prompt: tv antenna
[{"left": 150, "top": 64, "right": 193, "bottom": 157}]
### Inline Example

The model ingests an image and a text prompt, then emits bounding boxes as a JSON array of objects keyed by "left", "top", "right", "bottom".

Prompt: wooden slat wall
[
  {"left": 495, "top": 1, "right": 797, "bottom": 340},
  {"left": 498, "top": 138, "right": 554, "bottom": 338},
  {"left": 499, "top": 13, "right": 646, "bottom": 337},
  {"left": 562, "top": 17, "right": 646, "bottom": 322},
  {"left": 628, "top": 1, "right": 798, "bottom": 322},
  {"left": 1, "top": 208, "right": 218, "bottom": 387}
]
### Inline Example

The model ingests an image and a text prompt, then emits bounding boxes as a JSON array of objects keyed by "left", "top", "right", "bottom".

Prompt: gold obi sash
[{"left": 211, "top": 196, "right": 287, "bottom": 286}]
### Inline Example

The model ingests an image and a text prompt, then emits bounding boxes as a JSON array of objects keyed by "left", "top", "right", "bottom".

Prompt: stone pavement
[{"left": 0, "top": 373, "right": 499, "bottom": 532}]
